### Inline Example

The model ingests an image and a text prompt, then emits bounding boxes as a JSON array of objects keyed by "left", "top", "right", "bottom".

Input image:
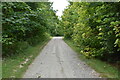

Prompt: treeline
[
  {"left": 2, "top": 2, "right": 61, "bottom": 57},
  {"left": 61, "top": 2, "right": 120, "bottom": 62}
]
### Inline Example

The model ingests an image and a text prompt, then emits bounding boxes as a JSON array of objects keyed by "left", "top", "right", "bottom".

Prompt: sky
[{"left": 49, "top": 0, "right": 69, "bottom": 17}]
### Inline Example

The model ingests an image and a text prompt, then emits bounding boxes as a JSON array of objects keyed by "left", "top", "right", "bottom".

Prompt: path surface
[{"left": 23, "top": 37, "right": 100, "bottom": 78}]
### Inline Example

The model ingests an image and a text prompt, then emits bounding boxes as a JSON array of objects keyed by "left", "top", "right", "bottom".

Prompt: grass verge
[
  {"left": 2, "top": 38, "right": 51, "bottom": 78},
  {"left": 64, "top": 39, "right": 119, "bottom": 79}
]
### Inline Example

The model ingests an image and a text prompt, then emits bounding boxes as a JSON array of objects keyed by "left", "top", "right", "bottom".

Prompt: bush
[
  {"left": 2, "top": 2, "right": 59, "bottom": 57},
  {"left": 62, "top": 2, "right": 120, "bottom": 62}
]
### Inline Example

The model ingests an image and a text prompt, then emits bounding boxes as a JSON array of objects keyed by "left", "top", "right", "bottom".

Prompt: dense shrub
[
  {"left": 2, "top": 2, "right": 59, "bottom": 57},
  {"left": 62, "top": 2, "right": 120, "bottom": 62}
]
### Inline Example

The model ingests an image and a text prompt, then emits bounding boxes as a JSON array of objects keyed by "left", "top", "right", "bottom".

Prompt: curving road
[{"left": 23, "top": 37, "right": 100, "bottom": 78}]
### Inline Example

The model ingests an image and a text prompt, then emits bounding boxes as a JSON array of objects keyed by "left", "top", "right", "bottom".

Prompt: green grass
[
  {"left": 64, "top": 39, "right": 119, "bottom": 79},
  {"left": 2, "top": 38, "right": 51, "bottom": 78}
]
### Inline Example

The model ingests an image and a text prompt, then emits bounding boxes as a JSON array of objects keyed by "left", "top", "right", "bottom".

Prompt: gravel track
[{"left": 23, "top": 37, "right": 100, "bottom": 78}]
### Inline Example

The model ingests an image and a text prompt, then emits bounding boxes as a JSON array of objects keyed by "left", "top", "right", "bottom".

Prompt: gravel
[{"left": 23, "top": 37, "right": 100, "bottom": 78}]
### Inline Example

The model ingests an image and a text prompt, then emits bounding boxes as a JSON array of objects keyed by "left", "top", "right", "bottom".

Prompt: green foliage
[
  {"left": 2, "top": 2, "right": 59, "bottom": 57},
  {"left": 2, "top": 38, "right": 50, "bottom": 78},
  {"left": 62, "top": 2, "right": 120, "bottom": 62},
  {"left": 64, "top": 39, "right": 119, "bottom": 78}
]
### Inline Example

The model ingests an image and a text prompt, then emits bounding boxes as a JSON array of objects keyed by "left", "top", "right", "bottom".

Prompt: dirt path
[{"left": 23, "top": 37, "right": 100, "bottom": 78}]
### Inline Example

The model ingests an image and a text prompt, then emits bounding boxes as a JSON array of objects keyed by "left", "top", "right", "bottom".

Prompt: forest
[
  {"left": 2, "top": 1, "right": 120, "bottom": 65},
  {"left": 62, "top": 2, "right": 120, "bottom": 63},
  {"left": 2, "top": 2, "right": 63, "bottom": 57},
  {"left": 1, "top": 1, "right": 120, "bottom": 78}
]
